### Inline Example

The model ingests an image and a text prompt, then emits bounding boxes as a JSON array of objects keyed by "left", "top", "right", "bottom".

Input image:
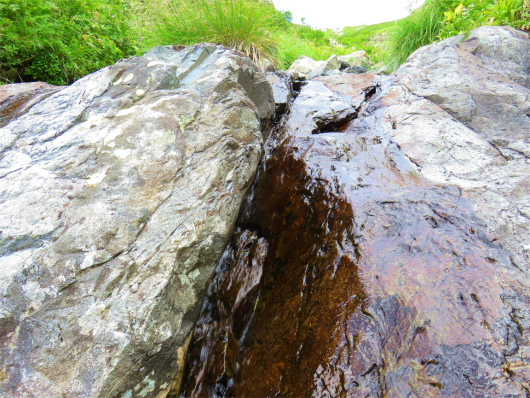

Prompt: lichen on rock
[{"left": 0, "top": 43, "right": 273, "bottom": 398}]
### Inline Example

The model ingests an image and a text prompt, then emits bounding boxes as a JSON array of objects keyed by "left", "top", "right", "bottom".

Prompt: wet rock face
[
  {"left": 280, "top": 80, "right": 357, "bottom": 135},
  {"left": 394, "top": 26, "right": 530, "bottom": 274},
  {"left": 0, "top": 44, "right": 273, "bottom": 398},
  {"left": 180, "top": 27, "right": 530, "bottom": 397}
]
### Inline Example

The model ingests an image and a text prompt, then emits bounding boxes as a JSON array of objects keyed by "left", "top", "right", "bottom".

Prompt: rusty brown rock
[{"left": 180, "top": 27, "right": 530, "bottom": 397}]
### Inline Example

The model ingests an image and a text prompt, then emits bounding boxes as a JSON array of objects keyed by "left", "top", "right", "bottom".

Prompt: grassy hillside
[
  {"left": 338, "top": 21, "right": 397, "bottom": 46},
  {"left": 328, "top": 21, "right": 397, "bottom": 64}
]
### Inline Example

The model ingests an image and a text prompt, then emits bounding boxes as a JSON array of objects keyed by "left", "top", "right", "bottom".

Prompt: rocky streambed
[{"left": 0, "top": 27, "right": 529, "bottom": 398}]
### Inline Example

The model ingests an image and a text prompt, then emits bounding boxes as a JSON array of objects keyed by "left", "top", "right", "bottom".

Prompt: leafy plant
[
  {"left": 444, "top": 2, "right": 465, "bottom": 23},
  {"left": 0, "top": 0, "right": 136, "bottom": 85},
  {"left": 485, "top": 0, "right": 527, "bottom": 25}
]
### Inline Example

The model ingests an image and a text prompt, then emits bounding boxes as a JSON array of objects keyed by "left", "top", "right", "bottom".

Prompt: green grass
[
  {"left": 6, "top": 0, "right": 526, "bottom": 85},
  {"left": 384, "top": 0, "right": 452, "bottom": 68},
  {"left": 135, "top": 0, "right": 282, "bottom": 68},
  {"left": 0, "top": 0, "right": 353, "bottom": 84},
  {"left": 274, "top": 24, "right": 351, "bottom": 70},
  {"left": 331, "top": 21, "right": 397, "bottom": 64},
  {"left": 135, "top": 0, "right": 351, "bottom": 70},
  {"left": 338, "top": 21, "right": 397, "bottom": 45},
  {"left": 384, "top": 0, "right": 530, "bottom": 68}
]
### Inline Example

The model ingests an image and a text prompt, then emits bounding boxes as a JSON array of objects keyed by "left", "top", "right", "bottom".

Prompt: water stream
[{"left": 179, "top": 73, "right": 530, "bottom": 397}]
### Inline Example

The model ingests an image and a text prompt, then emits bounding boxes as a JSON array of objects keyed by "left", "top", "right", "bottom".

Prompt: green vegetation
[
  {"left": 262, "top": 23, "right": 351, "bottom": 70},
  {"left": 2, "top": 0, "right": 528, "bottom": 85},
  {"left": 385, "top": 0, "right": 530, "bottom": 67},
  {"left": 0, "top": 0, "right": 349, "bottom": 84},
  {"left": 135, "top": 0, "right": 278, "bottom": 68},
  {"left": 0, "top": 0, "right": 136, "bottom": 85},
  {"left": 331, "top": 21, "right": 396, "bottom": 63}
]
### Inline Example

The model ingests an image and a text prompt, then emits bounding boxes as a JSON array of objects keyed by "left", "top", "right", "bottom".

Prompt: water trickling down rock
[{"left": 180, "top": 27, "right": 530, "bottom": 397}]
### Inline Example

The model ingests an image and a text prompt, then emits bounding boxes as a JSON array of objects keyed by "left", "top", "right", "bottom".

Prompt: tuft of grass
[
  {"left": 135, "top": 0, "right": 353, "bottom": 70},
  {"left": 384, "top": 0, "right": 454, "bottom": 68},
  {"left": 135, "top": 0, "right": 281, "bottom": 68}
]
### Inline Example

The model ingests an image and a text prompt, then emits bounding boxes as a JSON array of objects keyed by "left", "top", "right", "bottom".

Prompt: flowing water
[{"left": 179, "top": 74, "right": 530, "bottom": 397}]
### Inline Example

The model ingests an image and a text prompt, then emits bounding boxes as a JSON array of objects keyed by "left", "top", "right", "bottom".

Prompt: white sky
[{"left": 272, "top": 0, "right": 425, "bottom": 30}]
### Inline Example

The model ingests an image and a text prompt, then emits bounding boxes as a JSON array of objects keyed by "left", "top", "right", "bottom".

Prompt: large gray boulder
[{"left": 0, "top": 43, "right": 273, "bottom": 398}]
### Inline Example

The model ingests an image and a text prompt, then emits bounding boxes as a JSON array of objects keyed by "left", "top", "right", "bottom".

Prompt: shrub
[{"left": 0, "top": 0, "right": 136, "bottom": 85}]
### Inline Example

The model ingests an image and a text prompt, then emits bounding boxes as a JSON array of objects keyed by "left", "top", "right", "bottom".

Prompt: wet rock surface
[
  {"left": 393, "top": 26, "right": 530, "bottom": 274},
  {"left": 280, "top": 80, "right": 357, "bottom": 136},
  {"left": 180, "top": 27, "right": 530, "bottom": 397},
  {"left": 265, "top": 71, "right": 293, "bottom": 115},
  {"left": 0, "top": 44, "right": 273, "bottom": 398}
]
